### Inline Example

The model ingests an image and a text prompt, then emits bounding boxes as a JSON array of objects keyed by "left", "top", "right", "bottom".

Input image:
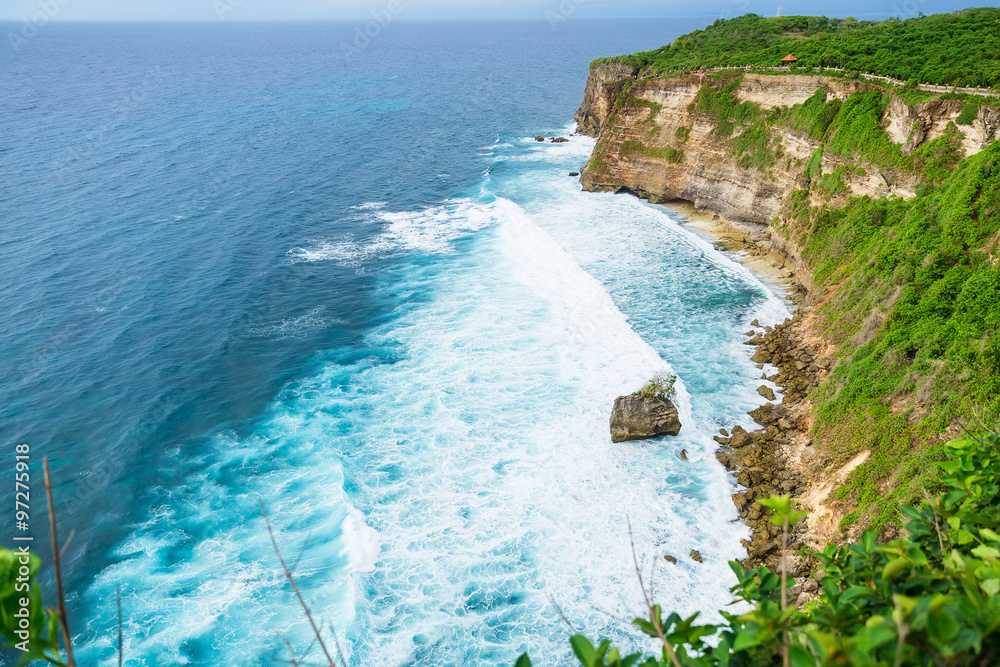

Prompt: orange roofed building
[{"left": 782, "top": 54, "right": 798, "bottom": 64}]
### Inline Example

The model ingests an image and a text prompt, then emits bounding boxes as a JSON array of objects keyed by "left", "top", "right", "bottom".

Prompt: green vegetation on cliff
[
  {"left": 687, "top": 75, "right": 965, "bottom": 185},
  {"left": 557, "top": 12, "right": 1000, "bottom": 665},
  {"left": 790, "top": 139, "right": 1000, "bottom": 531},
  {"left": 686, "top": 72, "right": 995, "bottom": 530},
  {"left": 597, "top": 65, "right": 995, "bottom": 532},
  {"left": 604, "top": 9, "right": 1000, "bottom": 89}
]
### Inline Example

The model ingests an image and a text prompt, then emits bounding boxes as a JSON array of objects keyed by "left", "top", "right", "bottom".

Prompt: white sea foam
[
  {"left": 342, "top": 507, "right": 381, "bottom": 574},
  {"left": 349, "top": 201, "right": 387, "bottom": 211},
  {"left": 286, "top": 198, "right": 498, "bottom": 265}
]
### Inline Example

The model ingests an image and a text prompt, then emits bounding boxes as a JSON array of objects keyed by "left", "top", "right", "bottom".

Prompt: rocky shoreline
[
  {"left": 712, "top": 311, "right": 831, "bottom": 572},
  {"left": 603, "top": 191, "right": 839, "bottom": 583},
  {"left": 571, "top": 57, "right": 993, "bottom": 606}
]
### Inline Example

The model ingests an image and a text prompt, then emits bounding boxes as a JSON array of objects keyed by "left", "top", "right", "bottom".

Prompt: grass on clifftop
[{"left": 601, "top": 8, "right": 1000, "bottom": 89}]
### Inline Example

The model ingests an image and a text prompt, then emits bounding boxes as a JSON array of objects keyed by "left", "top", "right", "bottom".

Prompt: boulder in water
[
  {"left": 610, "top": 395, "right": 682, "bottom": 442},
  {"left": 758, "top": 385, "right": 776, "bottom": 401}
]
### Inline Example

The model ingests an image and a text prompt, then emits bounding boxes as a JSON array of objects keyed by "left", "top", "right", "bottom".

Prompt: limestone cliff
[
  {"left": 574, "top": 62, "right": 639, "bottom": 137},
  {"left": 577, "top": 68, "right": 1000, "bottom": 287}
]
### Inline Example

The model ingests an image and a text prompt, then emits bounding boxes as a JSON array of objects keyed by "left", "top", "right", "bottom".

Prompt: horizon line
[{"left": 0, "top": 12, "right": 898, "bottom": 24}]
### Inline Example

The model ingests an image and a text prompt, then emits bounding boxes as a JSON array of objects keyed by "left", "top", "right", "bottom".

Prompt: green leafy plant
[
  {"left": 635, "top": 372, "right": 678, "bottom": 402},
  {"left": 1, "top": 460, "right": 78, "bottom": 666},
  {"left": 955, "top": 102, "right": 979, "bottom": 126},
  {"left": 599, "top": 10, "right": 1000, "bottom": 89},
  {"left": 0, "top": 549, "right": 64, "bottom": 666}
]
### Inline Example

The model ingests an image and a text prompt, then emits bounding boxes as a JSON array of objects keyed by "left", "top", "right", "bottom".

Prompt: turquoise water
[{"left": 1, "top": 21, "right": 787, "bottom": 666}]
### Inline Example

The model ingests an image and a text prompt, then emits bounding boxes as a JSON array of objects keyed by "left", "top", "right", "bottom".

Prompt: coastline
[
  {"left": 653, "top": 198, "right": 838, "bottom": 588},
  {"left": 662, "top": 201, "right": 804, "bottom": 305}
]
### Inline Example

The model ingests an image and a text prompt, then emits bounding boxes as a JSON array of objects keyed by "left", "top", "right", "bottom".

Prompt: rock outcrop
[
  {"left": 610, "top": 394, "right": 682, "bottom": 442},
  {"left": 574, "top": 61, "right": 639, "bottom": 136}
]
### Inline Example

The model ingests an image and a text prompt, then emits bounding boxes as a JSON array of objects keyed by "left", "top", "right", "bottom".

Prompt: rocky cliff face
[
  {"left": 577, "top": 68, "right": 1000, "bottom": 281},
  {"left": 574, "top": 62, "right": 639, "bottom": 137}
]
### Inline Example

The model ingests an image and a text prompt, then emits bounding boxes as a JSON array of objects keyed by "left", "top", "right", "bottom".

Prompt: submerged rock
[
  {"left": 690, "top": 550, "right": 703, "bottom": 563},
  {"left": 551, "top": 136, "right": 569, "bottom": 143},
  {"left": 678, "top": 449, "right": 689, "bottom": 461},
  {"left": 664, "top": 554, "right": 678, "bottom": 564},
  {"left": 610, "top": 395, "right": 682, "bottom": 442},
  {"left": 535, "top": 135, "right": 545, "bottom": 142},
  {"left": 569, "top": 172, "right": 580, "bottom": 177}
]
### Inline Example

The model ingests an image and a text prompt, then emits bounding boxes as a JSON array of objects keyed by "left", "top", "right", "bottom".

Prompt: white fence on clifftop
[{"left": 686, "top": 65, "right": 997, "bottom": 97}]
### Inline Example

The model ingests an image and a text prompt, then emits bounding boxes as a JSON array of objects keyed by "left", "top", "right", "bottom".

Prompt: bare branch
[
  {"left": 289, "top": 531, "right": 314, "bottom": 576},
  {"left": 892, "top": 596, "right": 908, "bottom": 667},
  {"left": 43, "top": 458, "right": 76, "bottom": 667},
  {"left": 589, "top": 604, "right": 633, "bottom": 628},
  {"left": 60, "top": 529, "right": 76, "bottom": 560},
  {"left": 648, "top": 553, "right": 659, "bottom": 605},
  {"left": 260, "top": 502, "right": 337, "bottom": 667},
  {"left": 547, "top": 593, "right": 576, "bottom": 634},
  {"left": 283, "top": 638, "right": 301, "bottom": 667},
  {"left": 117, "top": 586, "right": 123, "bottom": 667},
  {"left": 922, "top": 490, "right": 946, "bottom": 554},
  {"left": 328, "top": 623, "right": 349, "bottom": 667},
  {"left": 627, "top": 518, "right": 682, "bottom": 667},
  {"left": 781, "top": 517, "right": 789, "bottom": 667}
]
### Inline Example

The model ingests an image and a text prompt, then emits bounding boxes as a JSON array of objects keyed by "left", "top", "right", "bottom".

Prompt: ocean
[{"left": 0, "top": 20, "right": 789, "bottom": 666}]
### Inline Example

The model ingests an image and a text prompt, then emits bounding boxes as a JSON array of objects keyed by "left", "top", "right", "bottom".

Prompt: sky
[{"left": 0, "top": 0, "right": 988, "bottom": 22}]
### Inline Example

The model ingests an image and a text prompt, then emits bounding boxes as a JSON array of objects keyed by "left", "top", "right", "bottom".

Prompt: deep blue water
[{"left": 1, "top": 20, "right": 788, "bottom": 666}]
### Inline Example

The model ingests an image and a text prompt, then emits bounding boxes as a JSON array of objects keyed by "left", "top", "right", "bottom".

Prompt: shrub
[
  {"left": 0, "top": 550, "right": 65, "bottom": 665},
  {"left": 955, "top": 102, "right": 979, "bottom": 126},
  {"left": 635, "top": 372, "right": 678, "bottom": 402}
]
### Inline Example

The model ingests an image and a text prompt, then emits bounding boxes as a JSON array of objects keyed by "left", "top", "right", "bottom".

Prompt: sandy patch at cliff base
[{"left": 661, "top": 201, "right": 801, "bottom": 297}]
